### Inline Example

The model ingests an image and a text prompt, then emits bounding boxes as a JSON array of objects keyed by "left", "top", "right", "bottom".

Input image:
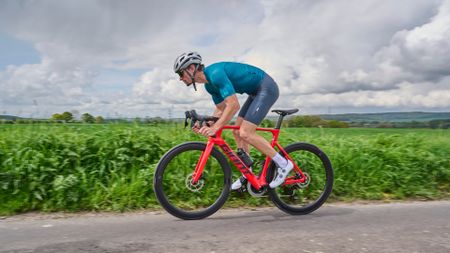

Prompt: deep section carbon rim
[
  {"left": 268, "top": 142, "right": 333, "bottom": 215},
  {"left": 154, "top": 142, "right": 231, "bottom": 219}
]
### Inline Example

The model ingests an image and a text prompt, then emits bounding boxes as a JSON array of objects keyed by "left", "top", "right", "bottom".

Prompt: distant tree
[
  {"left": 81, "top": 113, "right": 95, "bottom": 123},
  {"left": 429, "top": 119, "right": 450, "bottom": 129},
  {"left": 286, "top": 115, "right": 350, "bottom": 128},
  {"left": 0, "top": 119, "right": 13, "bottom": 124},
  {"left": 326, "top": 120, "right": 349, "bottom": 128},
  {"left": 95, "top": 116, "right": 104, "bottom": 124},
  {"left": 260, "top": 118, "right": 275, "bottom": 128},
  {"left": 51, "top": 113, "right": 64, "bottom": 121},
  {"left": 61, "top": 111, "right": 74, "bottom": 122},
  {"left": 287, "top": 115, "right": 326, "bottom": 127},
  {"left": 286, "top": 116, "right": 303, "bottom": 127},
  {"left": 145, "top": 117, "right": 167, "bottom": 126},
  {"left": 410, "top": 121, "right": 424, "bottom": 128},
  {"left": 15, "top": 118, "right": 27, "bottom": 124},
  {"left": 51, "top": 112, "right": 74, "bottom": 122}
]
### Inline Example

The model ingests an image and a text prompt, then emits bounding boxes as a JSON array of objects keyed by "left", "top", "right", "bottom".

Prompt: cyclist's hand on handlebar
[
  {"left": 191, "top": 121, "right": 201, "bottom": 133},
  {"left": 199, "top": 125, "right": 218, "bottom": 137}
]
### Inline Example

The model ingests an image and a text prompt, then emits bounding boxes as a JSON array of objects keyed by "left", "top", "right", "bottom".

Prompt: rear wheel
[
  {"left": 154, "top": 142, "right": 231, "bottom": 220},
  {"left": 267, "top": 142, "right": 333, "bottom": 215}
]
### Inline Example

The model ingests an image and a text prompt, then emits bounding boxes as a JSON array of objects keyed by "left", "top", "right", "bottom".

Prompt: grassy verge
[{"left": 1, "top": 124, "right": 449, "bottom": 215}]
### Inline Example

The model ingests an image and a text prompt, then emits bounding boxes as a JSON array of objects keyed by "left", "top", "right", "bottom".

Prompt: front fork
[{"left": 191, "top": 141, "right": 215, "bottom": 184}]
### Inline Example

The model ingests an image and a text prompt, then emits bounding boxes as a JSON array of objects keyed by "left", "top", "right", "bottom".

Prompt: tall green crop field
[{"left": 0, "top": 124, "right": 449, "bottom": 215}]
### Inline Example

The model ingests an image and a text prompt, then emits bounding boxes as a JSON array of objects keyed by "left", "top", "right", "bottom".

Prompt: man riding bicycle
[{"left": 173, "top": 51, "right": 293, "bottom": 189}]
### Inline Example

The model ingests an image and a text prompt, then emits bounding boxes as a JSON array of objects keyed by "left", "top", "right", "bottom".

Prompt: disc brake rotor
[
  {"left": 185, "top": 173, "right": 205, "bottom": 192},
  {"left": 277, "top": 172, "right": 311, "bottom": 197},
  {"left": 296, "top": 172, "right": 310, "bottom": 189}
]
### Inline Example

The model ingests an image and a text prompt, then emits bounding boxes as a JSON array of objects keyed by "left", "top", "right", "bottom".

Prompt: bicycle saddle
[{"left": 271, "top": 109, "right": 299, "bottom": 116}]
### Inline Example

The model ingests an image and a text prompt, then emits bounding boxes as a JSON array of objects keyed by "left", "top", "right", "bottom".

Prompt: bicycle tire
[
  {"left": 154, "top": 142, "right": 231, "bottom": 220},
  {"left": 267, "top": 142, "right": 333, "bottom": 215}
]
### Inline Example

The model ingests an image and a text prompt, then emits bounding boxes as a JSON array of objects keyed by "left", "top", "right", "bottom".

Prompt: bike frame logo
[{"left": 218, "top": 143, "right": 251, "bottom": 175}]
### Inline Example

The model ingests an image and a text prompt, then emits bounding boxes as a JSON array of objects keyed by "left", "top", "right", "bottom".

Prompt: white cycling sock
[{"left": 272, "top": 153, "right": 288, "bottom": 168}]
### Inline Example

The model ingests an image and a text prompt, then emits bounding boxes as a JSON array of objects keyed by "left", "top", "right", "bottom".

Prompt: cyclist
[{"left": 173, "top": 51, "right": 293, "bottom": 189}]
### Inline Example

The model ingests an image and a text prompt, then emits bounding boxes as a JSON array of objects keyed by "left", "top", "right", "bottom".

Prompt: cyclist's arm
[
  {"left": 202, "top": 67, "right": 239, "bottom": 134},
  {"left": 193, "top": 102, "right": 226, "bottom": 132},
  {"left": 213, "top": 102, "right": 226, "bottom": 117},
  {"left": 213, "top": 95, "right": 240, "bottom": 129}
]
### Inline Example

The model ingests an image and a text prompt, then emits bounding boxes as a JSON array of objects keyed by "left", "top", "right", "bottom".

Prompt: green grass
[{"left": 0, "top": 124, "right": 449, "bottom": 215}]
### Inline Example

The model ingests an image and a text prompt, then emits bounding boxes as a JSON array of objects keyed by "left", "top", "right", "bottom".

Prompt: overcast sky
[{"left": 1, "top": 0, "right": 450, "bottom": 119}]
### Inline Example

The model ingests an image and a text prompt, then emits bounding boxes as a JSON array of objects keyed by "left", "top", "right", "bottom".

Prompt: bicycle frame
[{"left": 191, "top": 125, "right": 308, "bottom": 190}]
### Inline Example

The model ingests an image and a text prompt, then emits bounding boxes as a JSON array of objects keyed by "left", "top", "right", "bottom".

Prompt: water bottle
[{"left": 236, "top": 148, "right": 254, "bottom": 167}]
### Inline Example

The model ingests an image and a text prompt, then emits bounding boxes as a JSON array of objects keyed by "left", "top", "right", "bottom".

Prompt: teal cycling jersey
[{"left": 204, "top": 62, "right": 266, "bottom": 105}]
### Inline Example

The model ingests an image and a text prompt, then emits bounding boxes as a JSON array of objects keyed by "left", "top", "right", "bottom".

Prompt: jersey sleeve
[
  {"left": 204, "top": 82, "right": 224, "bottom": 105},
  {"left": 211, "top": 94, "right": 224, "bottom": 105},
  {"left": 209, "top": 68, "right": 236, "bottom": 100}
]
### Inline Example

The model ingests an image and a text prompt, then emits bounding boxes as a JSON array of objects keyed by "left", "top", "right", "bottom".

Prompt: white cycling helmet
[
  {"left": 173, "top": 51, "right": 202, "bottom": 74},
  {"left": 173, "top": 51, "right": 202, "bottom": 91}
]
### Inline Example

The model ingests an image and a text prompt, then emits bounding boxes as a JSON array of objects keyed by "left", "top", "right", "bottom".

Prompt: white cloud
[
  {"left": 0, "top": 59, "right": 96, "bottom": 103},
  {"left": 132, "top": 68, "right": 210, "bottom": 105},
  {"left": 0, "top": 0, "right": 449, "bottom": 118},
  {"left": 375, "top": 0, "right": 450, "bottom": 82},
  {"left": 292, "top": 78, "right": 450, "bottom": 112},
  {"left": 340, "top": 0, "right": 450, "bottom": 90}
]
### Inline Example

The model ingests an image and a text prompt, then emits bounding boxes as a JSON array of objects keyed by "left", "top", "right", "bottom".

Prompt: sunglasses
[{"left": 177, "top": 70, "right": 184, "bottom": 78}]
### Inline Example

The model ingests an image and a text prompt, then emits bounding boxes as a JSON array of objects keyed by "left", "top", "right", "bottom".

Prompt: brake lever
[
  {"left": 184, "top": 110, "right": 218, "bottom": 129},
  {"left": 184, "top": 111, "right": 191, "bottom": 128}
]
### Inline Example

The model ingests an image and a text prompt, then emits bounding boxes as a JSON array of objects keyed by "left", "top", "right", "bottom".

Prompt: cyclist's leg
[
  {"left": 231, "top": 98, "right": 253, "bottom": 190},
  {"left": 240, "top": 122, "right": 294, "bottom": 188},
  {"left": 233, "top": 117, "right": 249, "bottom": 152},
  {"left": 238, "top": 74, "right": 279, "bottom": 158},
  {"left": 232, "top": 119, "right": 273, "bottom": 190},
  {"left": 238, "top": 75, "right": 293, "bottom": 187},
  {"left": 234, "top": 96, "right": 254, "bottom": 153},
  {"left": 239, "top": 121, "right": 277, "bottom": 158}
]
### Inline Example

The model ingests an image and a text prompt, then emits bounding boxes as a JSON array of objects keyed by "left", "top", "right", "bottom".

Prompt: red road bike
[{"left": 153, "top": 109, "right": 333, "bottom": 220}]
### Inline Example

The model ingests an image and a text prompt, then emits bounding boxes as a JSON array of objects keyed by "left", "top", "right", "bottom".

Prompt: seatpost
[{"left": 275, "top": 114, "right": 285, "bottom": 129}]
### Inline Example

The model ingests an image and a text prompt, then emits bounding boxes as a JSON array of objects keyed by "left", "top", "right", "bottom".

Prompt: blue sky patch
[
  {"left": 0, "top": 33, "right": 41, "bottom": 69},
  {"left": 191, "top": 33, "right": 218, "bottom": 47}
]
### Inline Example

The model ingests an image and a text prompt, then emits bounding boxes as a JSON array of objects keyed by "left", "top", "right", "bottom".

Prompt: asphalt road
[{"left": 1, "top": 201, "right": 449, "bottom": 253}]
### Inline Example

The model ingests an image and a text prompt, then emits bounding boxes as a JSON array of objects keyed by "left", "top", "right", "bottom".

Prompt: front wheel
[
  {"left": 267, "top": 142, "right": 333, "bottom": 215},
  {"left": 153, "top": 142, "right": 231, "bottom": 220}
]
